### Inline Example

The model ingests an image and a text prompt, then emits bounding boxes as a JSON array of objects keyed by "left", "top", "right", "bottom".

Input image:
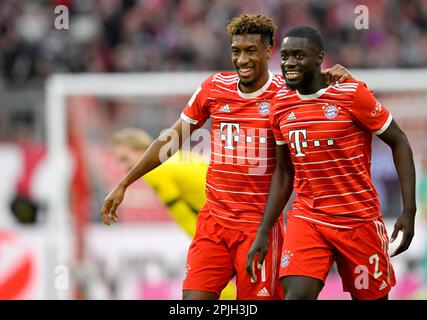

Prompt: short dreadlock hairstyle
[{"left": 226, "top": 14, "right": 277, "bottom": 47}]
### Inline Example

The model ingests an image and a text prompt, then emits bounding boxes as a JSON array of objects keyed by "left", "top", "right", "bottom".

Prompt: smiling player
[{"left": 247, "top": 26, "right": 416, "bottom": 300}]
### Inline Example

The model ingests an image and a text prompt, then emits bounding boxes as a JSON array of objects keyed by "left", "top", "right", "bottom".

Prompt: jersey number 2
[{"left": 369, "top": 253, "right": 383, "bottom": 279}]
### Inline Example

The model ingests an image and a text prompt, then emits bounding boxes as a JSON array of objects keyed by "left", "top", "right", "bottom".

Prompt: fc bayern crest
[
  {"left": 258, "top": 101, "right": 270, "bottom": 116},
  {"left": 281, "top": 250, "right": 293, "bottom": 268},
  {"left": 281, "top": 254, "right": 290, "bottom": 268},
  {"left": 324, "top": 104, "right": 339, "bottom": 119}
]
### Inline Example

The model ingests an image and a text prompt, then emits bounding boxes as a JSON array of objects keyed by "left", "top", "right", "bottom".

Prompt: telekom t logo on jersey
[
  {"left": 220, "top": 122, "right": 268, "bottom": 150},
  {"left": 288, "top": 129, "right": 335, "bottom": 157},
  {"left": 217, "top": 122, "right": 268, "bottom": 174},
  {"left": 289, "top": 129, "right": 307, "bottom": 157},
  {"left": 220, "top": 122, "right": 240, "bottom": 150}
]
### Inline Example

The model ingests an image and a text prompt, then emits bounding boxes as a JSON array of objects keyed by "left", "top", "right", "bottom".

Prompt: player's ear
[
  {"left": 266, "top": 45, "right": 272, "bottom": 59},
  {"left": 317, "top": 51, "right": 324, "bottom": 66}
]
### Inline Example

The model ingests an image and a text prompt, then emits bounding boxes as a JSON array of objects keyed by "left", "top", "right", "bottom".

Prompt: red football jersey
[
  {"left": 181, "top": 72, "right": 285, "bottom": 231},
  {"left": 270, "top": 80, "right": 392, "bottom": 229}
]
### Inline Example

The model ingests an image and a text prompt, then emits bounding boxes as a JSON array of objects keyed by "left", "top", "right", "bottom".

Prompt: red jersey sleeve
[
  {"left": 350, "top": 82, "right": 392, "bottom": 135},
  {"left": 180, "top": 75, "right": 212, "bottom": 127},
  {"left": 269, "top": 98, "right": 286, "bottom": 145}
]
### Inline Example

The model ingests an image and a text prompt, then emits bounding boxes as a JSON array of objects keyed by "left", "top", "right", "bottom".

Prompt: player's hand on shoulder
[
  {"left": 322, "top": 64, "right": 354, "bottom": 85},
  {"left": 246, "top": 230, "right": 270, "bottom": 282},
  {"left": 101, "top": 184, "right": 126, "bottom": 225}
]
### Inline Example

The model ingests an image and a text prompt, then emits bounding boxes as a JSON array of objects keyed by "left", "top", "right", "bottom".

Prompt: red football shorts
[
  {"left": 183, "top": 206, "right": 284, "bottom": 300},
  {"left": 279, "top": 214, "right": 396, "bottom": 300}
]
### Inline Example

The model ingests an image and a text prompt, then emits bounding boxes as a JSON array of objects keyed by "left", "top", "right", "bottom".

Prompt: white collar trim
[
  {"left": 237, "top": 71, "right": 273, "bottom": 99},
  {"left": 297, "top": 86, "right": 330, "bottom": 100}
]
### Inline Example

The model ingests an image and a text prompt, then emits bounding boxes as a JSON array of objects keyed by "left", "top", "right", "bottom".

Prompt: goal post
[{"left": 45, "top": 69, "right": 427, "bottom": 299}]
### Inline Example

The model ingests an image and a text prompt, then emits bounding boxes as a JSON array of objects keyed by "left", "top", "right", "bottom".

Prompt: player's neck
[
  {"left": 238, "top": 70, "right": 270, "bottom": 94},
  {"left": 297, "top": 72, "right": 327, "bottom": 95}
]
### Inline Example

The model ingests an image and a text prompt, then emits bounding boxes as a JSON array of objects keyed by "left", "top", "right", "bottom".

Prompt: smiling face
[
  {"left": 231, "top": 34, "right": 272, "bottom": 93},
  {"left": 280, "top": 37, "right": 324, "bottom": 91}
]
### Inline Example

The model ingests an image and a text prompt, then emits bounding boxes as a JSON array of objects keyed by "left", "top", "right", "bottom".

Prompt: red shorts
[
  {"left": 279, "top": 214, "right": 396, "bottom": 300},
  {"left": 183, "top": 206, "right": 284, "bottom": 300}
]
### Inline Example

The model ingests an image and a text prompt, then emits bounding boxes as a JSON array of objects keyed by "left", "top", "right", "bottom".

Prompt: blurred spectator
[
  {"left": 8, "top": 111, "right": 45, "bottom": 224},
  {"left": 1, "top": 0, "right": 427, "bottom": 88}
]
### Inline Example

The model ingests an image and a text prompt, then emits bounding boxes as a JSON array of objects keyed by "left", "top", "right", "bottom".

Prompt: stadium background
[{"left": 1, "top": 0, "right": 427, "bottom": 299}]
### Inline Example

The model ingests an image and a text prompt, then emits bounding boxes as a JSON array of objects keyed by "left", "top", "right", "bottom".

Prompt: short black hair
[{"left": 284, "top": 26, "right": 324, "bottom": 52}]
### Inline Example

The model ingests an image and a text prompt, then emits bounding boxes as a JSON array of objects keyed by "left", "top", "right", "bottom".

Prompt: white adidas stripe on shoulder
[
  {"left": 330, "top": 87, "right": 357, "bottom": 91},
  {"left": 334, "top": 82, "right": 359, "bottom": 87}
]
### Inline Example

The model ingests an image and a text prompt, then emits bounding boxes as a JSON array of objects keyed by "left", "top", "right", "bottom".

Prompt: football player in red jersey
[
  {"left": 247, "top": 26, "right": 416, "bottom": 300},
  {"left": 101, "top": 16, "right": 354, "bottom": 300}
]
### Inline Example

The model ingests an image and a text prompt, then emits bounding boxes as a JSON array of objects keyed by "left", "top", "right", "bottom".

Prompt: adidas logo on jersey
[
  {"left": 379, "top": 280, "right": 388, "bottom": 291},
  {"left": 256, "top": 287, "right": 270, "bottom": 297},
  {"left": 287, "top": 112, "right": 296, "bottom": 120},
  {"left": 219, "top": 104, "right": 231, "bottom": 113}
]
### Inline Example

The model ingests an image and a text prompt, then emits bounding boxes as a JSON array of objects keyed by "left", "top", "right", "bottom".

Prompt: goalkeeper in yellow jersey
[{"left": 111, "top": 128, "right": 236, "bottom": 299}]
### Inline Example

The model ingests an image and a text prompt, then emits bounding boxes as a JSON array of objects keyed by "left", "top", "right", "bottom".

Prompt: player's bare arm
[
  {"left": 322, "top": 64, "right": 354, "bottom": 84},
  {"left": 377, "top": 119, "right": 416, "bottom": 257},
  {"left": 246, "top": 144, "right": 294, "bottom": 281},
  {"left": 101, "top": 119, "right": 200, "bottom": 225}
]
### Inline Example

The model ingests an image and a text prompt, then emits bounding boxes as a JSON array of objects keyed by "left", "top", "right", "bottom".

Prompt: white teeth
[{"left": 286, "top": 71, "right": 301, "bottom": 79}]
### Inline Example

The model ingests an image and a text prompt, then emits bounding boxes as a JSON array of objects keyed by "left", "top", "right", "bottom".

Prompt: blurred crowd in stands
[{"left": 1, "top": 0, "right": 427, "bottom": 89}]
